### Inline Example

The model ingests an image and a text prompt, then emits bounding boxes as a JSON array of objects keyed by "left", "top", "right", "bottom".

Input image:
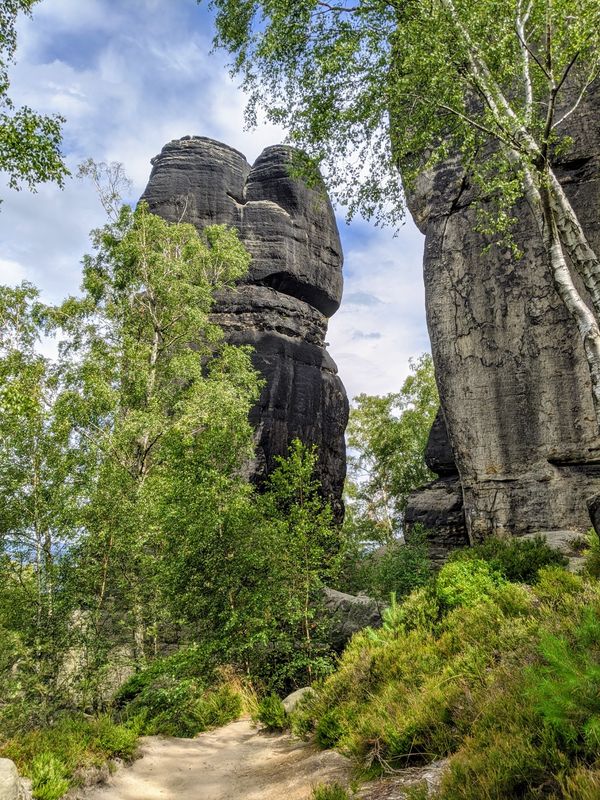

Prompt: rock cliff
[
  {"left": 405, "top": 81, "right": 600, "bottom": 546},
  {"left": 141, "top": 137, "right": 348, "bottom": 515}
]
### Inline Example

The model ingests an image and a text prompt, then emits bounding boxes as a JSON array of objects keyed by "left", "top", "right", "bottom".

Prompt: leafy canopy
[
  {"left": 1, "top": 1, "right": 68, "bottom": 195},
  {"left": 345, "top": 353, "right": 438, "bottom": 540},
  {"left": 205, "top": 0, "right": 600, "bottom": 228}
]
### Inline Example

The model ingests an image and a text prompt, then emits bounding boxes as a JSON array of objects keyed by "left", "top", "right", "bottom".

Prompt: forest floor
[{"left": 79, "top": 717, "right": 352, "bottom": 800}]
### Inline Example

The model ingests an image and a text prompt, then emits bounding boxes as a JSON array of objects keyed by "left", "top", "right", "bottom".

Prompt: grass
[
  {"left": 0, "top": 714, "right": 138, "bottom": 800},
  {"left": 255, "top": 694, "right": 289, "bottom": 731},
  {"left": 292, "top": 549, "right": 600, "bottom": 799}
]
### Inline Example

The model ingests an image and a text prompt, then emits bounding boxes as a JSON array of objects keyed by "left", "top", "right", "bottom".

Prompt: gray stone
[
  {"left": 521, "top": 529, "right": 586, "bottom": 573},
  {"left": 0, "top": 759, "right": 20, "bottom": 800},
  {"left": 323, "top": 587, "right": 385, "bottom": 651},
  {"left": 282, "top": 687, "right": 315, "bottom": 714},
  {"left": 404, "top": 477, "right": 469, "bottom": 566},
  {"left": 405, "top": 80, "right": 600, "bottom": 543},
  {"left": 141, "top": 137, "right": 348, "bottom": 515},
  {"left": 424, "top": 409, "right": 457, "bottom": 477}
]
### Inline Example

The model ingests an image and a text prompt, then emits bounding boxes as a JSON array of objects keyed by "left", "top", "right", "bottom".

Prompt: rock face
[
  {"left": 405, "top": 82, "right": 600, "bottom": 544},
  {"left": 405, "top": 409, "right": 468, "bottom": 564},
  {"left": 141, "top": 137, "right": 348, "bottom": 513},
  {"left": 322, "top": 587, "right": 385, "bottom": 651}
]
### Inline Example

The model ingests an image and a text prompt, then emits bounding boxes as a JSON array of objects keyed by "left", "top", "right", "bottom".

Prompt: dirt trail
[{"left": 83, "top": 718, "right": 351, "bottom": 800}]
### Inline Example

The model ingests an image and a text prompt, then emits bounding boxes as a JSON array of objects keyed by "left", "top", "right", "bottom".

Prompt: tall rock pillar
[
  {"left": 141, "top": 137, "right": 348, "bottom": 516},
  {"left": 406, "top": 82, "right": 600, "bottom": 544}
]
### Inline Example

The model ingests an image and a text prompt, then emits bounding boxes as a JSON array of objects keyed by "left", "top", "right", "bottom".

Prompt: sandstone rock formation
[
  {"left": 405, "top": 409, "right": 468, "bottom": 565},
  {"left": 406, "top": 82, "right": 600, "bottom": 545},
  {"left": 141, "top": 137, "right": 348, "bottom": 514},
  {"left": 322, "top": 587, "right": 385, "bottom": 651}
]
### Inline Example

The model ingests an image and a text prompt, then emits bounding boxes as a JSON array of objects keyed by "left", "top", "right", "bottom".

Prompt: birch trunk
[
  {"left": 539, "top": 184, "right": 600, "bottom": 422},
  {"left": 547, "top": 168, "right": 600, "bottom": 319}
]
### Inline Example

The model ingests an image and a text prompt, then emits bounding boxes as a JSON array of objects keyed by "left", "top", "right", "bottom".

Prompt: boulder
[
  {"left": 0, "top": 759, "right": 21, "bottom": 800},
  {"left": 323, "top": 587, "right": 385, "bottom": 651},
  {"left": 282, "top": 687, "right": 315, "bottom": 714}
]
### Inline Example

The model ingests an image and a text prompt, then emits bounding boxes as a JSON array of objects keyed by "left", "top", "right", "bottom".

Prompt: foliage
[
  {"left": 344, "top": 354, "right": 438, "bottom": 541},
  {"left": 435, "top": 560, "right": 505, "bottom": 610},
  {"left": 1, "top": 1, "right": 68, "bottom": 196},
  {"left": 584, "top": 528, "right": 600, "bottom": 579},
  {"left": 312, "top": 784, "right": 350, "bottom": 800},
  {"left": 256, "top": 694, "right": 288, "bottom": 732},
  {"left": 46, "top": 200, "right": 259, "bottom": 700},
  {"left": 449, "top": 534, "right": 568, "bottom": 583},
  {"left": 164, "top": 439, "right": 341, "bottom": 692},
  {"left": 291, "top": 556, "right": 600, "bottom": 797},
  {"left": 1, "top": 714, "right": 138, "bottom": 798},
  {"left": 205, "top": 0, "right": 600, "bottom": 429},
  {"left": 30, "top": 753, "right": 69, "bottom": 800},
  {"left": 0, "top": 283, "right": 82, "bottom": 724},
  {"left": 341, "top": 527, "right": 431, "bottom": 602},
  {"left": 113, "top": 647, "right": 243, "bottom": 737},
  {"left": 205, "top": 0, "right": 600, "bottom": 228}
]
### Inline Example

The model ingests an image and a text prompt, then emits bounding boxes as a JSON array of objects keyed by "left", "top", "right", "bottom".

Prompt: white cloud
[
  {"left": 327, "top": 217, "right": 429, "bottom": 401},
  {"left": 0, "top": 258, "right": 27, "bottom": 285}
]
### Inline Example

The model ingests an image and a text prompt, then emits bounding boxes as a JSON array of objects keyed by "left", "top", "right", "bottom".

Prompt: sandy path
[{"left": 84, "top": 718, "right": 351, "bottom": 800}]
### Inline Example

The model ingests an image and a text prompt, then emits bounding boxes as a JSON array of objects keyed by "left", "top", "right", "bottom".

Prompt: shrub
[
  {"left": 312, "top": 783, "right": 350, "bottom": 800},
  {"left": 449, "top": 534, "right": 567, "bottom": 583},
  {"left": 256, "top": 694, "right": 288, "bottom": 731},
  {"left": 30, "top": 753, "right": 69, "bottom": 800},
  {"left": 113, "top": 643, "right": 215, "bottom": 708},
  {"left": 356, "top": 530, "right": 432, "bottom": 602},
  {"left": 127, "top": 678, "right": 242, "bottom": 737},
  {"left": 584, "top": 528, "right": 600, "bottom": 579},
  {"left": 315, "top": 709, "right": 345, "bottom": 749},
  {"left": 435, "top": 559, "right": 504, "bottom": 610},
  {"left": 527, "top": 610, "right": 600, "bottom": 758}
]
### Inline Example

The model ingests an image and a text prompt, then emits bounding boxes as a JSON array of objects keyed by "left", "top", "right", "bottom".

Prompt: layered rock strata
[
  {"left": 141, "top": 137, "right": 348, "bottom": 514},
  {"left": 406, "top": 82, "right": 600, "bottom": 544}
]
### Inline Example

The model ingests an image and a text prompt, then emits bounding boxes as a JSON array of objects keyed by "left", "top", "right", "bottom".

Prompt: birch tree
[{"left": 204, "top": 0, "right": 600, "bottom": 423}]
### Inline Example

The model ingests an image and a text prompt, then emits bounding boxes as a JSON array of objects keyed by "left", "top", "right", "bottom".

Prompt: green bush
[
  {"left": 296, "top": 557, "right": 600, "bottom": 794},
  {"left": 1, "top": 713, "right": 138, "bottom": 789},
  {"left": 528, "top": 610, "right": 600, "bottom": 758},
  {"left": 126, "top": 678, "right": 241, "bottom": 737},
  {"left": 312, "top": 783, "right": 350, "bottom": 800},
  {"left": 256, "top": 694, "right": 288, "bottom": 731},
  {"left": 30, "top": 753, "right": 69, "bottom": 800},
  {"left": 435, "top": 559, "right": 504, "bottom": 610},
  {"left": 315, "top": 709, "right": 345, "bottom": 749},
  {"left": 113, "top": 643, "right": 215, "bottom": 708},
  {"left": 339, "top": 527, "right": 432, "bottom": 603},
  {"left": 450, "top": 534, "right": 567, "bottom": 583},
  {"left": 584, "top": 528, "right": 600, "bottom": 579}
]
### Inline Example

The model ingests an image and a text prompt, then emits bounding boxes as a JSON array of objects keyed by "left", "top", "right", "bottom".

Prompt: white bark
[{"left": 547, "top": 168, "right": 600, "bottom": 319}]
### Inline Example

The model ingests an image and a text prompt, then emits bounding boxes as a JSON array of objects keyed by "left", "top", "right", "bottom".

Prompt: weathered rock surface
[
  {"left": 141, "top": 137, "right": 348, "bottom": 513},
  {"left": 0, "top": 759, "right": 30, "bottom": 800},
  {"left": 406, "top": 81, "right": 600, "bottom": 542},
  {"left": 282, "top": 687, "right": 315, "bottom": 714},
  {"left": 323, "top": 587, "right": 385, "bottom": 650}
]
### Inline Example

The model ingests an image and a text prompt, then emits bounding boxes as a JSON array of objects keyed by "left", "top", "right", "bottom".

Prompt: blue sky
[{"left": 1, "top": 0, "right": 429, "bottom": 401}]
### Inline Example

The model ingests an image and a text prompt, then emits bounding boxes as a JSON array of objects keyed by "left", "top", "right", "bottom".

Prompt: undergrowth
[
  {"left": 292, "top": 546, "right": 600, "bottom": 799},
  {"left": 1, "top": 646, "right": 249, "bottom": 798},
  {"left": 114, "top": 648, "right": 249, "bottom": 736},
  {"left": 0, "top": 714, "right": 138, "bottom": 800}
]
